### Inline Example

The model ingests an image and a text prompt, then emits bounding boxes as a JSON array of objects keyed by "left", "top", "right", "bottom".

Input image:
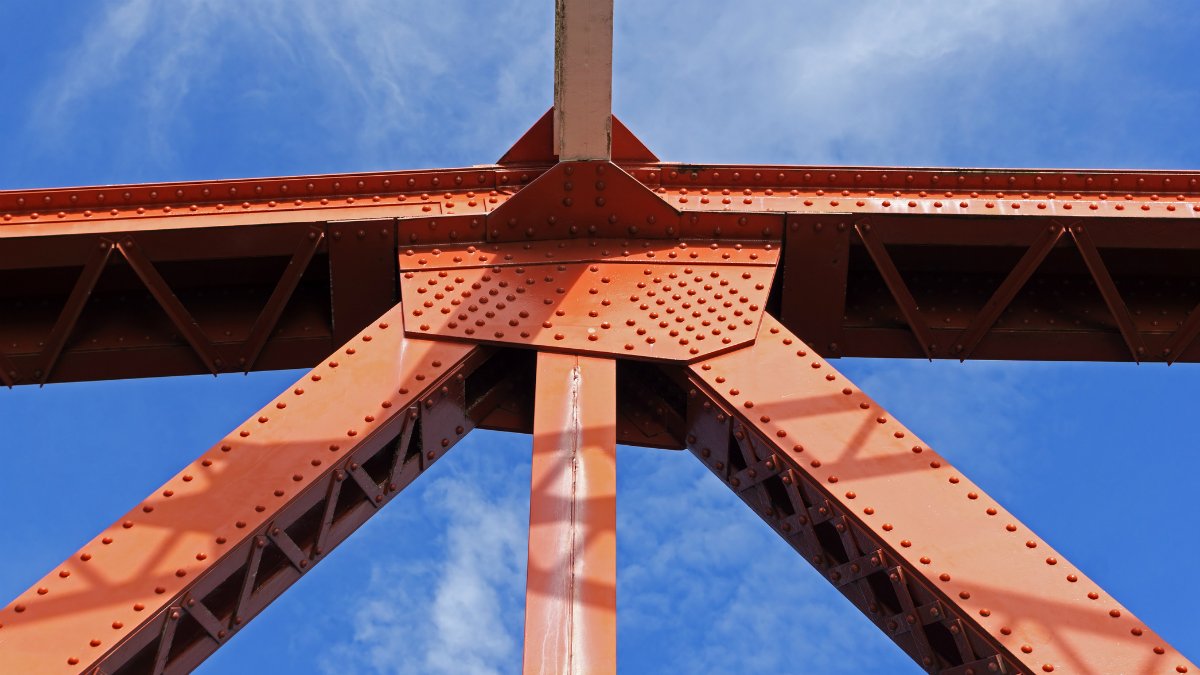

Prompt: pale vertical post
[
  {"left": 553, "top": 0, "right": 613, "bottom": 160},
  {"left": 523, "top": 352, "right": 617, "bottom": 674}
]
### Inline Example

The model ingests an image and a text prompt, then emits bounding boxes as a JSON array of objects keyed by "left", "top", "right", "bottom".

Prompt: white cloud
[
  {"left": 319, "top": 456, "right": 528, "bottom": 675},
  {"left": 21, "top": 4, "right": 1193, "bottom": 672},
  {"left": 616, "top": 448, "right": 906, "bottom": 673},
  {"left": 615, "top": 0, "right": 1107, "bottom": 165},
  {"left": 31, "top": 0, "right": 552, "bottom": 172}
]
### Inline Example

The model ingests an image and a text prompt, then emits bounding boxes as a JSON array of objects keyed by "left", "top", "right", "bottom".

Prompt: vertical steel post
[
  {"left": 522, "top": 353, "right": 617, "bottom": 674},
  {"left": 553, "top": 0, "right": 613, "bottom": 160}
]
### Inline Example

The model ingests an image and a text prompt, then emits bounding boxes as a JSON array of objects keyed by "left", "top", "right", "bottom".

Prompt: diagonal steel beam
[
  {"left": 1163, "top": 299, "right": 1200, "bottom": 364},
  {"left": 0, "top": 305, "right": 494, "bottom": 674},
  {"left": 117, "top": 235, "right": 223, "bottom": 374},
  {"left": 1068, "top": 223, "right": 1147, "bottom": 362},
  {"left": 855, "top": 221, "right": 935, "bottom": 359},
  {"left": 684, "top": 313, "right": 1195, "bottom": 674},
  {"left": 952, "top": 222, "right": 1064, "bottom": 361},
  {"left": 241, "top": 226, "right": 325, "bottom": 372},
  {"left": 36, "top": 238, "right": 114, "bottom": 384}
]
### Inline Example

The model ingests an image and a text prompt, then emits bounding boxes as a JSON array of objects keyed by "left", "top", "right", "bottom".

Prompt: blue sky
[{"left": 1, "top": 2, "right": 1198, "bottom": 673}]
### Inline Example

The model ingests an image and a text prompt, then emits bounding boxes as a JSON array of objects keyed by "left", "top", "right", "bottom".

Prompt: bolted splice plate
[
  {"left": 487, "top": 160, "right": 785, "bottom": 242},
  {"left": 399, "top": 238, "right": 780, "bottom": 361}
]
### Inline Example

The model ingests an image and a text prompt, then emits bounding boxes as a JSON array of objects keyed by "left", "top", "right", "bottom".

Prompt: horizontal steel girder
[{"left": 5, "top": 155, "right": 1200, "bottom": 384}]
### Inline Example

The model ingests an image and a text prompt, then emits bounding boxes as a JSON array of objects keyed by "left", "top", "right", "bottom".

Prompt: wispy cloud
[
  {"left": 616, "top": 447, "right": 906, "bottom": 673},
  {"left": 30, "top": 0, "right": 552, "bottom": 176},
  {"left": 319, "top": 449, "right": 529, "bottom": 675},
  {"left": 840, "top": 358, "right": 1038, "bottom": 488},
  {"left": 616, "top": 0, "right": 1116, "bottom": 166}
]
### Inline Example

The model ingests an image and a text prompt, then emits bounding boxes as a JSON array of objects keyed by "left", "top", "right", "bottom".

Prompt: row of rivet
[
  {"left": 648, "top": 167, "right": 1200, "bottom": 192},
  {"left": 2, "top": 321, "right": 464, "bottom": 668},
  {"left": 688, "top": 323, "right": 1186, "bottom": 672},
  {"left": 686, "top": 402, "right": 1004, "bottom": 672},
  {"left": 0, "top": 191, "right": 502, "bottom": 224},
  {"left": 0, "top": 166, "right": 548, "bottom": 217}
]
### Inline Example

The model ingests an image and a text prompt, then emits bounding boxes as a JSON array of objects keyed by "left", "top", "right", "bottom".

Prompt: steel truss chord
[
  {"left": 682, "top": 313, "right": 1195, "bottom": 674},
  {"left": 0, "top": 305, "right": 514, "bottom": 674}
]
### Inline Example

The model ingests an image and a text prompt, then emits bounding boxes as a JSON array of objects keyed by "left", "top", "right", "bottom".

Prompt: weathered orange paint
[
  {"left": 2, "top": 0, "right": 1198, "bottom": 669},
  {"left": 399, "top": 237, "right": 778, "bottom": 362},
  {"left": 0, "top": 305, "right": 479, "bottom": 673},
  {"left": 523, "top": 353, "right": 617, "bottom": 674},
  {"left": 686, "top": 314, "right": 1197, "bottom": 674},
  {"left": 553, "top": 0, "right": 613, "bottom": 161}
]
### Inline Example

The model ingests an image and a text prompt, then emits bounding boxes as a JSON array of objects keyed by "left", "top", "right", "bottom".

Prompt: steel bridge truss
[{"left": 1, "top": 1, "right": 1196, "bottom": 673}]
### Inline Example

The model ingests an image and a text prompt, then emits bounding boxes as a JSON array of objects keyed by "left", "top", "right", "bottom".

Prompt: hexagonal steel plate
[{"left": 399, "top": 238, "right": 779, "bottom": 362}]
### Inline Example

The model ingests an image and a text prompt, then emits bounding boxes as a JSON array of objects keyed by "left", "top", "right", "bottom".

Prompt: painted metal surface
[
  {"left": 779, "top": 213, "right": 1200, "bottom": 363},
  {"left": 0, "top": 222, "right": 387, "bottom": 385},
  {"left": 6, "top": 152, "right": 1200, "bottom": 376},
  {"left": 498, "top": 109, "right": 656, "bottom": 166},
  {"left": 553, "top": 0, "right": 613, "bottom": 161},
  {"left": 0, "top": 305, "right": 484, "bottom": 673},
  {"left": 2, "top": 0, "right": 1199, "bottom": 670},
  {"left": 685, "top": 312, "right": 1196, "bottom": 674},
  {"left": 523, "top": 353, "right": 617, "bottom": 674},
  {"left": 487, "top": 160, "right": 784, "bottom": 242},
  {"left": 398, "top": 238, "right": 778, "bottom": 361}
]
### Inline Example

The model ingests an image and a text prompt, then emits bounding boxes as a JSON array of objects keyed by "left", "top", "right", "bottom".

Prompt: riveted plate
[
  {"left": 399, "top": 238, "right": 780, "bottom": 362},
  {"left": 685, "top": 314, "right": 1197, "bottom": 674},
  {"left": 486, "top": 160, "right": 788, "bottom": 242},
  {"left": 487, "top": 161, "right": 680, "bottom": 241}
]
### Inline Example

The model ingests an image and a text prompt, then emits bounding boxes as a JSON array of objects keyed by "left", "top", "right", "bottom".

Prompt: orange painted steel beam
[
  {"left": 553, "top": 0, "right": 613, "bottom": 161},
  {"left": 0, "top": 304, "right": 490, "bottom": 673},
  {"left": 398, "top": 237, "right": 779, "bottom": 363},
  {"left": 5, "top": 162, "right": 1200, "bottom": 232},
  {"left": 0, "top": 166, "right": 527, "bottom": 235},
  {"left": 627, "top": 163, "right": 1200, "bottom": 220},
  {"left": 8, "top": 154, "right": 1200, "bottom": 384},
  {"left": 523, "top": 352, "right": 617, "bottom": 675},
  {"left": 684, "top": 313, "right": 1197, "bottom": 674},
  {"left": 1, "top": 228, "right": 1194, "bottom": 672}
]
